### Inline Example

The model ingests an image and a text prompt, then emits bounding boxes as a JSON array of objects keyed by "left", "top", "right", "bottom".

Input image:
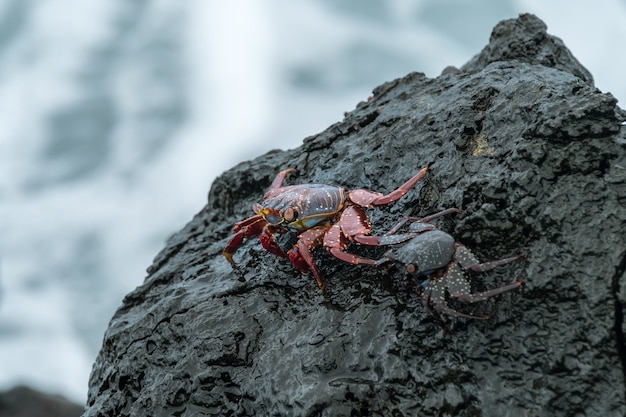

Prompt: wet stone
[{"left": 83, "top": 14, "right": 626, "bottom": 417}]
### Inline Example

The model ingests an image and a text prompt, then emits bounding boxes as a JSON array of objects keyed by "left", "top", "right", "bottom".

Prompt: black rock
[
  {"left": 0, "top": 386, "right": 83, "bottom": 417},
  {"left": 83, "top": 14, "right": 626, "bottom": 417}
]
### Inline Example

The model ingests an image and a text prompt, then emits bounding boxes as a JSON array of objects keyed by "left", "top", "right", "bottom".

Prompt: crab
[
  {"left": 223, "top": 166, "right": 429, "bottom": 290},
  {"left": 377, "top": 211, "right": 522, "bottom": 320}
]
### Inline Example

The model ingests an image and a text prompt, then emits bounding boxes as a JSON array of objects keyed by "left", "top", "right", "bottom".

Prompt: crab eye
[
  {"left": 406, "top": 263, "right": 417, "bottom": 274},
  {"left": 283, "top": 207, "right": 298, "bottom": 222}
]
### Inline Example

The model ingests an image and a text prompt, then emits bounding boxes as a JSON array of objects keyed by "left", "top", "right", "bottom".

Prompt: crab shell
[
  {"left": 384, "top": 229, "right": 456, "bottom": 276},
  {"left": 253, "top": 184, "right": 346, "bottom": 231}
]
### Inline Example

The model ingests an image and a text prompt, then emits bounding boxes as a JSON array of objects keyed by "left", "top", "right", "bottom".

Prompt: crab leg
[
  {"left": 426, "top": 300, "right": 490, "bottom": 320},
  {"left": 457, "top": 282, "right": 523, "bottom": 303},
  {"left": 372, "top": 208, "right": 464, "bottom": 246},
  {"left": 264, "top": 168, "right": 296, "bottom": 199},
  {"left": 233, "top": 214, "right": 265, "bottom": 232},
  {"left": 259, "top": 227, "right": 288, "bottom": 259},
  {"left": 347, "top": 167, "right": 428, "bottom": 208},
  {"left": 324, "top": 206, "right": 379, "bottom": 267},
  {"left": 450, "top": 245, "right": 523, "bottom": 303},
  {"left": 324, "top": 205, "right": 425, "bottom": 265},
  {"left": 328, "top": 205, "right": 421, "bottom": 248},
  {"left": 287, "top": 226, "right": 329, "bottom": 290},
  {"left": 384, "top": 208, "right": 463, "bottom": 236},
  {"left": 223, "top": 215, "right": 267, "bottom": 265},
  {"left": 455, "top": 244, "right": 522, "bottom": 272},
  {"left": 423, "top": 266, "right": 491, "bottom": 320}
]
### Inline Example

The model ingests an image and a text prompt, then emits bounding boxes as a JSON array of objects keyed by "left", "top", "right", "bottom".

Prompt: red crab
[{"left": 223, "top": 167, "right": 428, "bottom": 290}]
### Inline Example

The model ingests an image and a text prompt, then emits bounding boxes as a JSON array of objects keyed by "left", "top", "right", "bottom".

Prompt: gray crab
[{"left": 378, "top": 210, "right": 522, "bottom": 320}]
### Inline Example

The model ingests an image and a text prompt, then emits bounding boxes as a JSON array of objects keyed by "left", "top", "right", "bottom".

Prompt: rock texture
[{"left": 83, "top": 14, "right": 626, "bottom": 417}]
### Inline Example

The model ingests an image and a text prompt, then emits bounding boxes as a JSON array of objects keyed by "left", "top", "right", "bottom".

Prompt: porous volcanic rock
[{"left": 83, "top": 14, "right": 626, "bottom": 417}]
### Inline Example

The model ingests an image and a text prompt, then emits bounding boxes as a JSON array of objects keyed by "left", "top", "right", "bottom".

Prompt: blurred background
[{"left": 0, "top": 0, "right": 625, "bottom": 405}]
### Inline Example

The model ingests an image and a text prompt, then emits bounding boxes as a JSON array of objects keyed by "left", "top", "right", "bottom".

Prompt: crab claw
[{"left": 259, "top": 228, "right": 287, "bottom": 258}]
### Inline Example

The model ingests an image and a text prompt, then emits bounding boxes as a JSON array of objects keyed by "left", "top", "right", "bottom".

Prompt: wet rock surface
[{"left": 83, "top": 14, "right": 626, "bottom": 417}]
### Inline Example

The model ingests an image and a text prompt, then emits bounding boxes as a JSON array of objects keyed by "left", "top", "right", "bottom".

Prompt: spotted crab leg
[
  {"left": 427, "top": 246, "right": 522, "bottom": 317},
  {"left": 455, "top": 244, "right": 523, "bottom": 272},
  {"left": 347, "top": 167, "right": 428, "bottom": 208},
  {"left": 452, "top": 245, "right": 523, "bottom": 304},
  {"left": 423, "top": 265, "right": 491, "bottom": 320}
]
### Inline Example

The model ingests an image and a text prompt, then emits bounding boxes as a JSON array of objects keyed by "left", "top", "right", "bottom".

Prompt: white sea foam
[{"left": 0, "top": 0, "right": 624, "bottom": 404}]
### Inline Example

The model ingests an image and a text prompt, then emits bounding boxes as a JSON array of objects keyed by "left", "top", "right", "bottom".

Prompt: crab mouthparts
[{"left": 253, "top": 204, "right": 283, "bottom": 225}]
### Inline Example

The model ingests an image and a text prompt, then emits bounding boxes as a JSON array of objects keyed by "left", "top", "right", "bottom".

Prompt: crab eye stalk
[
  {"left": 283, "top": 207, "right": 298, "bottom": 222},
  {"left": 406, "top": 263, "right": 418, "bottom": 274}
]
